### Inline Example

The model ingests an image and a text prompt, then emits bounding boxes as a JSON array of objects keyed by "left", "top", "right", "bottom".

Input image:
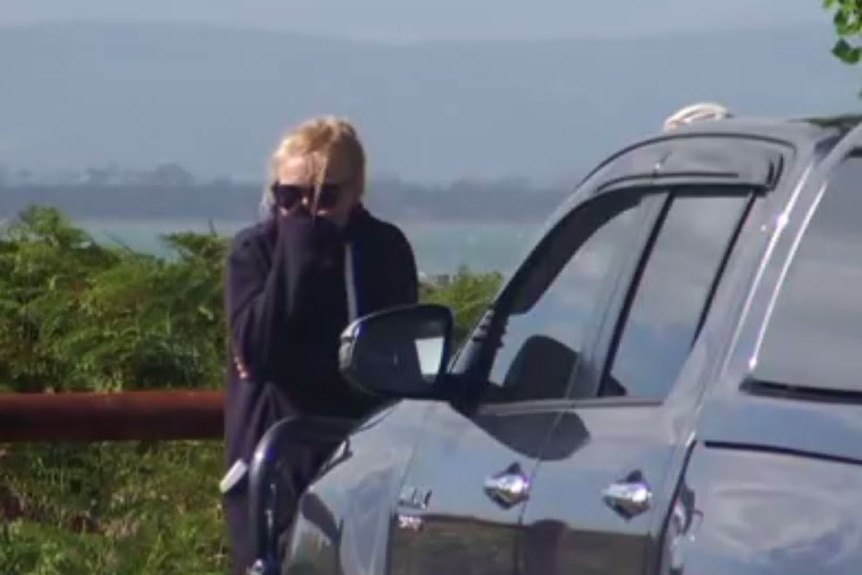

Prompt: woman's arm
[{"left": 226, "top": 217, "right": 342, "bottom": 382}]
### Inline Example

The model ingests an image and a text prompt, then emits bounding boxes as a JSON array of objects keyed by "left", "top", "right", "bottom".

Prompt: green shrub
[{"left": 421, "top": 266, "right": 503, "bottom": 344}]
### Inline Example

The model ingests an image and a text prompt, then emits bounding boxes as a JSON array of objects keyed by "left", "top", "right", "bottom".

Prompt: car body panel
[
  {"left": 387, "top": 404, "right": 558, "bottom": 575},
  {"left": 282, "top": 401, "right": 433, "bottom": 575},
  {"left": 518, "top": 406, "right": 677, "bottom": 575},
  {"left": 700, "top": 395, "right": 862, "bottom": 465},
  {"left": 670, "top": 443, "right": 862, "bottom": 575}
]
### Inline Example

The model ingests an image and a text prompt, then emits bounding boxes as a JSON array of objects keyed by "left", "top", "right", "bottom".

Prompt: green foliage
[
  {"left": 0, "top": 206, "right": 503, "bottom": 573},
  {"left": 0, "top": 206, "right": 228, "bottom": 392},
  {"left": 826, "top": 0, "right": 862, "bottom": 64},
  {"left": 0, "top": 442, "right": 227, "bottom": 575},
  {"left": 422, "top": 267, "right": 503, "bottom": 344}
]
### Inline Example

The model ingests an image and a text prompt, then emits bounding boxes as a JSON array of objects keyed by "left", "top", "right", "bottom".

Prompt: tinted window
[
  {"left": 603, "top": 193, "right": 750, "bottom": 399},
  {"left": 487, "top": 195, "right": 648, "bottom": 400},
  {"left": 754, "top": 154, "right": 862, "bottom": 391}
]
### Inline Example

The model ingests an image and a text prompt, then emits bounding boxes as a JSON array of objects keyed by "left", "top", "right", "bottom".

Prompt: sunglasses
[{"left": 270, "top": 182, "right": 344, "bottom": 211}]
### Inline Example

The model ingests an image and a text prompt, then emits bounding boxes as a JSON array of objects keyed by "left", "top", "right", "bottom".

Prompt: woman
[{"left": 221, "top": 116, "right": 418, "bottom": 574}]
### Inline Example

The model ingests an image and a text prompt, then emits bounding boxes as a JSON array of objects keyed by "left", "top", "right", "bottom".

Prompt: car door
[
  {"left": 387, "top": 188, "right": 666, "bottom": 575},
  {"left": 516, "top": 186, "right": 758, "bottom": 575}
]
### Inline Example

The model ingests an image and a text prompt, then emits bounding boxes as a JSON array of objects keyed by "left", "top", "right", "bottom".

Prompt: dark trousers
[
  {"left": 224, "top": 444, "right": 331, "bottom": 575},
  {"left": 224, "top": 487, "right": 254, "bottom": 575}
]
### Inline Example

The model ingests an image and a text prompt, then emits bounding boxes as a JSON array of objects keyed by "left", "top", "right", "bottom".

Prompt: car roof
[
  {"left": 570, "top": 113, "right": 862, "bottom": 197},
  {"left": 660, "top": 113, "right": 862, "bottom": 146},
  {"left": 540, "top": 113, "right": 862, "bottom": 245}
]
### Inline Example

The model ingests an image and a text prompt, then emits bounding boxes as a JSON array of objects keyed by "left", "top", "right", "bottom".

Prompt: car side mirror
[{"left": 339, "top": 303, "right": 454, "bottom": 399}]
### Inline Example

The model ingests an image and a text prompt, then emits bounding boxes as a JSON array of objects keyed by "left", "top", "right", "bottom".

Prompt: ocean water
[{"left": 78, "top": 218, "right": 541, "bottom": 276}]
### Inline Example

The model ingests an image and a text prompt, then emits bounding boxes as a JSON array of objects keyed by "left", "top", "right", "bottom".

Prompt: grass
[{"left": 0, "top": 441, "right": 229, "bottom": 574}]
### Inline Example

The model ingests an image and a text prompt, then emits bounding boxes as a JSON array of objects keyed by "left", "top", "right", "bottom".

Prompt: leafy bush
[
  {"left": 0, "top": 206, "right": 502, "bottom": 574},
  {"left": 422, "top": 267, "right": 503, "bottom": 344},
  {"left": 0, "top": 207, "right": 227, "bottom": 393}
]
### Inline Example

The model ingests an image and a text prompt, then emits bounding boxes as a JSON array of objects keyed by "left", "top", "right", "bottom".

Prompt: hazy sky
[{"left": 0, "top": 0, "right": 831, "bottom": 41}]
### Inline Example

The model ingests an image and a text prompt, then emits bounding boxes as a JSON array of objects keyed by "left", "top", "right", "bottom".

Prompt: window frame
[
  {"left": 582, "top": 185, "right": 759, "bottom": 404},
  {"left": 451, "top": 187, "right": 667, "bottom": 409}
]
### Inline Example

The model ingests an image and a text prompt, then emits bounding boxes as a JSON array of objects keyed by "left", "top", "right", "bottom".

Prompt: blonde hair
[
  {"left": 261, "top": 116, "right": 367, "bottom": 217},
  {"left": 663, "top": 102, "right": 732, "bottom": 132}
]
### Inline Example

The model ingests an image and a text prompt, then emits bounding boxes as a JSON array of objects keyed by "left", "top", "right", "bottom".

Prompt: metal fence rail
[{"left": 0, "top": 391, "right": 223, "bottom": 442}]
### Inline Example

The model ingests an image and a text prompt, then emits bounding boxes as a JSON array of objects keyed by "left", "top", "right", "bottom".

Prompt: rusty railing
[{"left": 0, "top": 391, "right": 223, "bottom": 442}]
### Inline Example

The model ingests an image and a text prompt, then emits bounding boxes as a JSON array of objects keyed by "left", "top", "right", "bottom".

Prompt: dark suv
[{"left": 251, "top": 114, "right": 862, "bottom": 575}]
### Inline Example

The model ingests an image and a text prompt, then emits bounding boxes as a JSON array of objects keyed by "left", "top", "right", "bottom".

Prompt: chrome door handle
[
  {"left": 484, "top": 462, "right": 530, "bottom": 509},
  {"left": 602, "top": 473, "right": 652, "bottom": 519}
]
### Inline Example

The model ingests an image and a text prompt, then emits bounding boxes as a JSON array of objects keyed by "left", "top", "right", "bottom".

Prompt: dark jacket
[{"left": 223, "top": 206, "right": 418, "bottom": 471}]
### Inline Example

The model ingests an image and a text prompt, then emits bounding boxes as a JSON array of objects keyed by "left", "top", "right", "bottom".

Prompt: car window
[
  {"left": 602, "top": 192, "right": 751, "bottom": 399},
  {"left": 753, "top": 153, "right": 862, "bottom": 392},
  {"left": 484, "top": 192, "right": 653, "bottom": 401}
]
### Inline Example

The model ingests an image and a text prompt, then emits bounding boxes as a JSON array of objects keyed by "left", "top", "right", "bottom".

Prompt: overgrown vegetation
[{"left": 0, "top": 206, "right": 502, "bottom": 574}]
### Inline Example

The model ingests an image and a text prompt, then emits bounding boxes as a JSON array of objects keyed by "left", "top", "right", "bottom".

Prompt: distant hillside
[
  {"left": 0, "top": 178, "right": 567, "bottom": 223},
  {"left": 0, "top": 21, "right": 859, "bottom": 184}
]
